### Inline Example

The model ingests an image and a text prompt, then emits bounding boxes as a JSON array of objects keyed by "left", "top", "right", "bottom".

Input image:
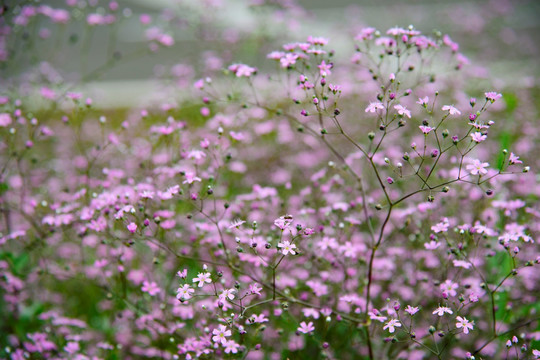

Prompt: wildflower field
[{"left": 1, "top": 0, "right": 539, "bottom": 359}]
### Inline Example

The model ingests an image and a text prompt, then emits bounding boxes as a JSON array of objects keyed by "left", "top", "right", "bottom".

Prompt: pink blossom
[
  {"left": 432, "top": 306, "right": 453, "bottom": 316},
  {"left": 277, "top": 240, "right": 297, "bottom": 255},
  {"left": 192, "top": 272, "right": 212, "bottom": 287},
  {"left": 383, "top": 319, "right": 401, "bottom": 333},
  {"left": 127, "top": 222, "right": 137, "bottom": 233},
  {"left": 394, "top": 104, "right": 411, "bottom": 118},
  {"left": 365, "top": 102, "right": 384, "bottom": 113},
  {"left": 141, "top": 281, "right": 161, "bottom": 296},
  {"left": 297, "top": 321, "right": 315, "bottom": 334},
  {"left": 318, "top": 60, "right": 332, "bottom": 76},
  {"left": 223, "top": 340, "right": 239, "bottom": 354},
  {"left": 212, "top": 325, "right": 231, "bottom": 344},
  {"left": 466, "top": 159, "right": 489, "bottom": 175},
  {"left": 442, "top": 105, "right": 461, "bottom": 115},
  {"left": 456, "top": 316, "right": 474, "bottom": 334},
  {"left": 509, "top": 152, "right": 522, "bottom": 165},
  {"left": 228, "top": 63, "right": 257, "bottom": 77},
  {"left": 470, "top": 132, "right": 487, "bottom": 143},
  {"left": 485, "top": 92, "right": 502, "bottom": 102},
  {"left": 274, "top": 215, "right": 293, "bottom": 229},
  {"left": 419, "top": 125, "right": 433, "bottom": 134},
  {"left": 0, "top": 113, "right": 12, "bottom": 127},
  {"left": 176, "top": 284, "right": 194, "bottom": 300},
  {"left": 416, "top": 96, "right": 429, "bottom": 106},
  {"left": 405, "top": 305, "right": 419, "bottom": 315}
]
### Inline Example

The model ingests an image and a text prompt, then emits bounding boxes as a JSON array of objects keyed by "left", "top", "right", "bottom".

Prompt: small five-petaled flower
[
  {"left": 278, "top": 240, "right": 297, "bottom": 255},
  {"left": 297, "top": 321, "right": 315, "bottom": 334},
  {"left": 456, "top": 316, "right": 474, "bottom": 334},
  {"left": 212, "top": 325, "right": 231, "bottom": 344},
  {"left": 192, "top": 272, "right": 212, "bottom": 287},
  {"left": 433, "top": 306, "right": 453, "bottom": 316},
  {"left": 383, "top": 319, "right": 402, "bottom": 333}
]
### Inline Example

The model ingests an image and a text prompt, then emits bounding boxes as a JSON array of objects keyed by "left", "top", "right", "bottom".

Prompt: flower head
[
  {"left": 383, "top": 319, "right": 402, "bottom": 333},
  {"left": 485, "top": 92, "right": 502, "bottom": 103},
  {"left": 318, "top": 60, "right": 333, "bottom": 76},
  {"left": 442, "top": 105, "right": 461, "bottom": 115},
  {"left": 141, "top": 281, "right": 160, "bottom": 296},
  {"left": 466, "top": 159, "right": 489, "bottom": 176},
  {"left": 405, "top": 305, "right": 419, "bottom": 316},
  {"left": 394, "top": 104, "right": 411, "bottom": 118},
  {"left": 416, "top": 96, "right": 429, "bottom": 107},
  {"left": 223, "top": 340, "right": 239, "bottom": 354},
  {"left": 297, "top": 321, "right": 315, "bottom": 334},
  {"left": 419, "top": 125, "right": 433, "bottom": 135},
  {"left": 470, "top": 132, "right": 487, "bottom": 143},
  {"left": 212, "top": 325, "right": 231, "bottom": 344},
  {"left": 365, "top": 102, "right": 384, "bottom": 113},
  {"left": 127, "top": 222, "right": 137, "bottom": 233},
  {"left": 509, "top": 152, "right": 522, "bottom": 165},
  {"left": 277, "top": 240, "right": 297, "bottom": 255},
  {"left": 456, "top": 316, "right": 474, "bottom": 334},
  {"left": 192, "top": 272, "right": 212, "bottom": 287},
  {"left": 176, "top": 284, "right": 194, "bottom": 300},
  {"left": 432, "top": 306, "right": 453, "bottom": 316}
]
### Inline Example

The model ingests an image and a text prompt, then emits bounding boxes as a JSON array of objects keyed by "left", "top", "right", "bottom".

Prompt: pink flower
[
  {"left": 456, "top": 316, "right": 474, "bottom": 334},
  {"left": 307, "top": 36, "right": 328, "bottom": 46},
  {"left": 176, "top": 269, "right": 188, "bottom": 278},
  {"left": 329, "top": 84, "right": 341, "bottom": 93},
  {"left": 383, "top": 319, "right": 401, "bottom": 333},
  {"left": 192, "top": 272, "right": 212, "bottom": 287},
  {"left": 440, "top": 279, "right": 458, "bottom": 297},
  {"left": 127, "top": 222, "right": 137, "bottom": 233},
  {"left": 405, "top": 305, "right": 419, "bottom": 316},
  {"left": 453, "top": 260, "right": 472, "bottom": 269},
  {"left": 431, "top": 218, "right": 449, "bottom": 233},
  {"left": 176, "top": 284, "right": 194, "bottom": 300},
  {"left": 223, "top": 340, "right": 239, "bottom": 354},
  {"left": 394, "top": 104, "right": 411, "bottom": 118},
  {"left": 212, "top": 325, "right": 231, "bottom": 344},
  {"left": 249, "top": 283, "right": 263, "bottom": 296},
  {"left": 416, "top": 96, "right": 429, "bottom": 106},
  {"left": 365, "top": 102, "right": 384, "bottom": 113},
  {"left": 442, "top": 105, "right": 461, "bottom": 115},
  {"left": 277, "top": 240, "right": 297, "bottom": 255},
  {"left": 297, "top": 321, "right": 315, "bottom": 334},
  {"left": 470, "top": 132, "right": 487, "bottom": 143},
  {"left": 280, "top": 53, "right": 299, "bottom": 68},
  {"left": 141, "top": 281, "right": 161, "bottom": 296},
  {"left": 318, "top": 60, "right": 332, "bottom": 76},
  {"left": 419, "top": 125, "right": 433, "bottom": 134},
  {"left": 466, "top": 159, "right": 489, "bottom": 175},
  {"left": 228, "top": 63, "right": 257, "bottom": 77},
  {"left": 0, "top": 113, "right": 12, "bottom": 127},
  {"left": 249, "top": 314, "right": 269, "bottom": 324},
  {"left": 509, "top": 152, "right": 522, "bottom": 165},
  {"left": 485, "top": 92, "right": 502, "bottom": 103},
  {"left": 432, "top": 306, "right": 453, "bottom": 316},
  {"left": 228, "top": 219, "right": 246, "bottom": 229},
  {"left": 183, "top": 172, "right": 202, "bottom": 184},
  {"left": 274, "top": 215, "right": 293, "bottom": 230},
  {"left": 219, "top": 288, "right": 236, "bottom": 301}
]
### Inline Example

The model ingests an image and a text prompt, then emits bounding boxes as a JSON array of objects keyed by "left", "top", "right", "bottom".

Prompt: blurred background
[{"left": 1, "top": 0, "right": 539, "bottom": 107}]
